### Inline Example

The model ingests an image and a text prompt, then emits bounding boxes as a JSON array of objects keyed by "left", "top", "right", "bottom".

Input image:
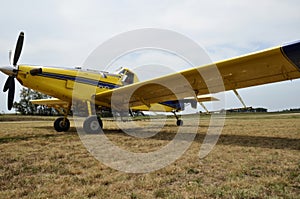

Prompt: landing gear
[
  {"left": 53, "top": 104, "right": 71, "bottom": 132},
  {"left": 54, "top": 117, "right": 70, "bottom": 132},
  {"left": 176, "top": 119, "right": 183, "bottom": 126},
  {"left": 172, "top": 111, "right": 183, "bottom": 126},
  {"left": 83, "top": 115, "right": 103, "bottom": 134},
  {"left": 52, "top": 102, "right": 104, "bottom": 134}
]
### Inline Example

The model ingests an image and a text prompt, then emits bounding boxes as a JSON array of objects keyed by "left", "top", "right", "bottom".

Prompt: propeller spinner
[{"left": 0, "top": 32, "right": 24, "bottom": 110}]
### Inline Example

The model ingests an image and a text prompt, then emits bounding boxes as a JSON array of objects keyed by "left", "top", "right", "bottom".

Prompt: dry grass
[{"left": 0, "top": 113, "right": 299, "bottom": 198}]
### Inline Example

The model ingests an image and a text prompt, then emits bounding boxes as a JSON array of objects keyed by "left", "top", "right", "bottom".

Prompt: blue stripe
[
  {"left": 160, "top": 100, "right": 183, "bottom": 110},
  {"left": 39, "top": 72, "right": 119, "bottom": 89},
  {"left": 281, "top": 41, "right": 300, "bottom": 70}
]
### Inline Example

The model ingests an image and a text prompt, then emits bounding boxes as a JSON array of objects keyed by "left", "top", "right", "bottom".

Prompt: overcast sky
[{"left": 0, "top": 0, "right": 299, "bottom": 113}]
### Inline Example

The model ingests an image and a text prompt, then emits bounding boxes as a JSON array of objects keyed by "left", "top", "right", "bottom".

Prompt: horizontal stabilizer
[{"left": 30, "top": 98, "right": 69, "bottom": 109}]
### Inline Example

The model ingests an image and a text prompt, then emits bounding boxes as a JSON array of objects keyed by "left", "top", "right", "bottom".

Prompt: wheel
[
  {"left": 83, "top": 116, "right": 103, "bottom": 134},
  {"left": 176, "top": 119, "right": 183, "bottom": 126},
  {"left": 54, "top": 117, "right": 70, "bottom": 132}
]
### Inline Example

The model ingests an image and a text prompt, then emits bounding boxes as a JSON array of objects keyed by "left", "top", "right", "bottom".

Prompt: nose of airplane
[{"left": 0, "top": 65, "right": 18, "bottom": 76}]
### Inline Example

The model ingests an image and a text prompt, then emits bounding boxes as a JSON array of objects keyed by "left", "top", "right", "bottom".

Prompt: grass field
[{"left": 0, "top": 113, "right": 299, "bottom": 198}]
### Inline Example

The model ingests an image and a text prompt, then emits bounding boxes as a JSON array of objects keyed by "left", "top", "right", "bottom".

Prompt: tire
[
  {"left": 54, "top": 117, "right": 70, "bottom": 132},
  {"left": 83, "top": 116, "right": 103, "bottom": 134},
  {"left": 176, "top": 119, "right": 183, "bottom": 126}
]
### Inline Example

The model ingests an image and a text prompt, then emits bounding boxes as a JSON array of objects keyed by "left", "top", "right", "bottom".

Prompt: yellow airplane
[{"left": 1, "top": 32, "right": 300, "bottom": 133}]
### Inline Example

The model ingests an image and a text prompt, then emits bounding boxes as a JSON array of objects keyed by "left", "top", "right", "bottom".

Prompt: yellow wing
[
  {"left": 30, "top": 98, "right": 70, "bottom": 109},
  {"left": 94, "top": 42, "right": 300, "bottom": 110}
]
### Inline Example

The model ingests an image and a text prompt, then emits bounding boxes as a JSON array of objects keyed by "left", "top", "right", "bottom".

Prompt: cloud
[{"left": 161, "top": 1, "right": 300, "bottom": 44}]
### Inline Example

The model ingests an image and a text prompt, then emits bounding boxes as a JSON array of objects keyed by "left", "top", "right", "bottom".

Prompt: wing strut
[
  {"left": 233, "top": 89, "right": 247, "bottom": 108},
  {"left": 199, "top": 102, "right": 209, "bottom": 114}
]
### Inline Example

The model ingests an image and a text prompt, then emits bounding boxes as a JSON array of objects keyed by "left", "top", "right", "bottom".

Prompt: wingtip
[{"left": 281, "top": 41, "right": 300, "bottom": 70}]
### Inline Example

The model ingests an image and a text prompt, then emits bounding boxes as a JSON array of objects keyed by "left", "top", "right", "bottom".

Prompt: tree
[{"left": 13, "top": 88, "right": 56, "bottom": 115}]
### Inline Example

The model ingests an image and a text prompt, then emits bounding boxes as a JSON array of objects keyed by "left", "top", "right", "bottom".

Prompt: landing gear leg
[
  {"left": 83, "top": 101, "right": 103, "bottom": 134},
  {"left": 172, "top": 111, "right": 183, "bottom": 126},
  {"left": 54, "top": 104, "right": 71, "bottom": 132}
]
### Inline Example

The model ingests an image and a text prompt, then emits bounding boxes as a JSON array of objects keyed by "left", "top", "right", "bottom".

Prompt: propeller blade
[
  {"left": 7, "top": 78, "right": 15, "bottom": 110},
  {"left": 3, "top": 76, "right": 13, "bottom": 92},
  {"left": 9, "top": 50, "right": 12, "bottom": 65},
  {"left": 13, "top": 32, "right": 24, "bottom": 66}
]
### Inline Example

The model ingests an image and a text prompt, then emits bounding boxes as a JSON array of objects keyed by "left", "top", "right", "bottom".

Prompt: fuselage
[
  {"left": 16, "top": 65, "right": 126, "bottom": 105},
  {"left": 15, "top": 65, "right": 178, "bottom": 112}
]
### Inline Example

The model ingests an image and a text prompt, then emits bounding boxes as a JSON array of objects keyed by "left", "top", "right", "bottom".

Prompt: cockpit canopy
[{"left": 116, "top": 68, "right": 139, "bottom": 85}]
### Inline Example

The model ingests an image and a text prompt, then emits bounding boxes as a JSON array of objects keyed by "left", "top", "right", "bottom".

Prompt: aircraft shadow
[
  {"left": 0, "top": 133, "right": 64, "bottom": 144},
  {"left": 0, "top": 127, "right": 77, "bottom": 144},
  {"left": 35, "top": 126, "right": 78, "bottom": 133},
  {"left": 214, "top": 134, "right": 300, "bottom": 151},
  {"left": 102, "top": 129, "right": 300, "bottom": 151},
  {"left": 2, "top": 125, "right": 299, "bottom": 151}
]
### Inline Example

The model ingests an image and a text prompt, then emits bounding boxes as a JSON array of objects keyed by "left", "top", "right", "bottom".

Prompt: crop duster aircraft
[{"left": 1, "top": 32, "right": 300, "bottom": 133}]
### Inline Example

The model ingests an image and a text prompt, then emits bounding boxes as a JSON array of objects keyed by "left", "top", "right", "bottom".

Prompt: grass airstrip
[{"left": 0, "top": 113, "right": 299, "bottom": 198}]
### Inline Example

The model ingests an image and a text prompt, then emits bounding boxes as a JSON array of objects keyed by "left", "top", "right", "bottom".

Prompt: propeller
[
  {"left": 13, "top": 32, "right": 24, "bottom": 66},
  {"left": 1, "top": 32, "right": 24, "bottom": 110}
]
